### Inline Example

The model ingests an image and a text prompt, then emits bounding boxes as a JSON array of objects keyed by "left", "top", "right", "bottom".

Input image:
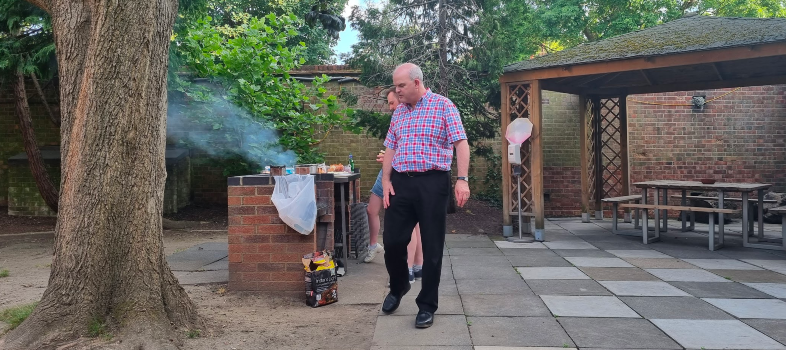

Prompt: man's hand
[
  {"left": 383, "top": 179, "right": 395, "bottom": 209},
  {"left": 455, "top": 180, "right": 470, "bottom": 208},
  {"left": 376, "top": 151, "right": 385, "bottom": 163}
]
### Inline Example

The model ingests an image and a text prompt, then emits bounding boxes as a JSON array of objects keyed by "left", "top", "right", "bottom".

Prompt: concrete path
[
  {"left": 371, "top": 218, "right": 786, "bottom": 350},
  {"left": 168, "top": 241, "right": 229, "bottom": 285}
]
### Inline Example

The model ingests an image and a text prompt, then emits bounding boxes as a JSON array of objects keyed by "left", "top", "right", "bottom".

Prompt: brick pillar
[{"left": 227, "top": 174, "right": 334, "bottom": 292}]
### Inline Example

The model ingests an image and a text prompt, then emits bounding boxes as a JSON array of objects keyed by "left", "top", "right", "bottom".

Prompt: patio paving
[{"left": 370, "top": 218, "right": 786, "bottom": 349}]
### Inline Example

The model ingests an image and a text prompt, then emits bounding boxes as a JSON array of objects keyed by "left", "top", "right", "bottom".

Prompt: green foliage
[
  {"left": 87, "top": 318, "right": 109, "bottom": 338},
  {"left": 176, "top": 13, "right": 359, "bottom": 165},
  {"left": 0, "top": 302, "right": 37, "bottom": 330},
  {"left": 0, "top": 269, "right": 8, "bottom": 278},
  {"left": 186, "top": 329, "right": 201, "bottom": 338},
  {"left": 0, "top": 0, "right": 56, "bottom": 79}
]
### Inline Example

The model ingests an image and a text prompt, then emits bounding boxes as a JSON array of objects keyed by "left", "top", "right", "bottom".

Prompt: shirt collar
[{"left": 406, "top": 88, "right": 433, "bottom": 111}]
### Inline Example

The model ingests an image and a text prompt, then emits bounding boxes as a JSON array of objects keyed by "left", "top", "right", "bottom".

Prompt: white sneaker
[{"left": 364, "top": 243, "right": 384, "bottom": 263}]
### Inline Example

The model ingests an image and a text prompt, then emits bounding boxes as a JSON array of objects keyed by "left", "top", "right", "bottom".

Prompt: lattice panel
[
  {"left": 599, "top": 98, "right": 623, "bottom": 198},
  {"left": 584, "top": 98, "right": 597, "bottom": 210},
  {"left": 508, "top": 83, "right": 533, "bottom": 213}
]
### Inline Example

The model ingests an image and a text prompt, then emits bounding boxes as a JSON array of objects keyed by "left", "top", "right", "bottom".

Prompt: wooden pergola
[{"left": 498, "top": 15, "right": 786, "bottom": 239}]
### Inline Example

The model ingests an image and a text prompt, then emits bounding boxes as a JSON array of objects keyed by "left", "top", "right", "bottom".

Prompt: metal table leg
[
  {"left": 662, "top": 188, "right": 668, "bottom": 232},
  {"left": 758, "top": 190, "right": 765, "bottom": 240},
  {"left": 743, "top": 191, "right": 750, "bottom": 247},
  {"left": 718, "top": 191, "right": 725, "bottom": 237},
  {"left": 681, "top": 190, "right": 688, "bottom": 232},
  {"left": 340, "top": 182, "right": 348, "bottom": 274}
]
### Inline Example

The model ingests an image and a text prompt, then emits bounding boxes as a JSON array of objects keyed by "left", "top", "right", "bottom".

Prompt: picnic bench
[
  {"left": 669, "top": 195, "right": 778, "bottom": 234},
  {"left": 601, "top": 195, "right": 641, "bottom": 234},
  {"left": 621, "top": 203, "right": 738, "bottom": 250},
  {"left": 633, "top": 180, "right": 775, "bottom": 251},
  {"left": 769, "top": 206, "right": 786, "bottom": 249}
]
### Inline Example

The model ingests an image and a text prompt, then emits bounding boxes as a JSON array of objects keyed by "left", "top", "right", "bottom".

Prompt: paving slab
[
  {"left": 166, "top": 246, "right": 228, "bottom": 271},
  {"left": 445, "top": 240, "right": 497, "bottom": 248},
  {"left": 606, "top": 250, "right": 672, "bottom": 259},
  {"left": 708, "top": 269, "right": 786, "bottom": 283},
  {"left": 447, "top": 248, "right": 503, "bottom": 256},
  {"left": 540, "top": 295, "right": 639, "bottom": 318},
  {"left": 200, "top": 257, "right": 228, "bottom": 271},
  {"left": 703, "top": 298, "right": 786, "bottom": 319},
  {"left": 552, "top": 249, "right": 616, "bottom": 258},
  {"left": 743, "top": 319, "right": 786, "bottom": 346},
  {"left": 743, "top": 283, "right": 786, "bottom": 298},
  {"left": 619, "top": 296, "right": 734, "bottom": 319},
  {"left": 651, "top": 248, "right": 727, "bottom": 259},
  {"left": 743, "top": 259, "right": 786, "bottom": 275},
  {"left": 669, "top": 281, "right": 774, "bottom": 298},
  {"left": 564, "top": 257, "right": 633, "bottom": 268},
  {"left": 645, "top": 268, "right": 729, "bottom": 282},
  {"left": 449, "top": 255, "right": 513, "bottom": 267},
  {"left": 381, "top": 295, "right": 464, "bottom": 315},
  {"left": 622, "top": 258, "right": 697, "bottom": 269},
  {"left": 517, "top": 267, "right": 590, "bottom": 280},
  {"left": 493, "top": 241, "right": 548, "bottom": 249},
  {"left": 467, "top": 317, "right": 575, "bottom": 347},
  {"left": 175, "top": 270, "right": 228, "bottom": 285},
  {"left": 372, "top": 347, "right": 472, "bottom": 350},
  {"left": 717, "top": 249, "right": 786, "bottom": 260},
  {"left": 474, "top": 347, "right": 576, "bottom": 350},
  {"left": 453, "top": 265, "right": 521, "bottom": 280},
  {"left": 507, "top": 256, "right": 572, "bottom": 267},
  {"left": 445, "top": 234, "right": 492, "bottom": 242},
  {"left": 558, "top": 318, "right": 681, "bottom": 349},
  {"left": 372, "top": 315, "right": 471, "bottom": 346},
  {"left": 650, "top": 319, "right": 786, "bottom": 349},
  {"left": 599, "top": 281, "right": 691, "bottom": 297},
  {"left": 501, "top": 249, "right": 558, "bottom": 257},
  {"left": 543, "top": 241, "right": 597, "bottom": 250},
  {"left": 589, "top": 242, "right": 651, "bottom": 251},
  {"left": 682, "top": 258, "right": 763, "bottom": 270},
  {"left": 462, "top": 294, "right": 551, "bottom": 317},
  {"left": 456, "top": 278, "right": 531, "bottom": 295},
  {"left": 526, "top": 279, "right": 612, "bottom": 296},
  {"left": 579, "top": 267, "right": 658, "bottom": 281}
]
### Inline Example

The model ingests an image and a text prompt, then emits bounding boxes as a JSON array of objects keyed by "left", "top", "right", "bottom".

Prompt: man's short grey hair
[{"left": 396, "top": 63, "right": 424, "bottom": 83}]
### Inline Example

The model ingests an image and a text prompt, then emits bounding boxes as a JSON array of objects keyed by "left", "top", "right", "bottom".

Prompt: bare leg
[
  {"left": 407, "top": 226, "right": 417, "bottom": 268},
  {"left": 414, "top": 224, "right": 424, "bottom": 266},
  {"left": 367, "top": 195, "right": 383, "bottom": 246}
]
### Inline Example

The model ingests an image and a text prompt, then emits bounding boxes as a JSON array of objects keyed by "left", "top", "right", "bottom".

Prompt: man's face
[
  {"left": 387, "top": 92, "right": 399, "bottom": 112},
  {"left": 392, "top": 69, "right": 419, "bottom": 105}
]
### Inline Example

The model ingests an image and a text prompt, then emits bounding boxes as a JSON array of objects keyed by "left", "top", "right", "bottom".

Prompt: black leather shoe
[
  {"left": 381, "top": 283, "right": 411, "bottom": 314},
  {"left": 415, "top": 310, "right": 434, "bottom": 328}
]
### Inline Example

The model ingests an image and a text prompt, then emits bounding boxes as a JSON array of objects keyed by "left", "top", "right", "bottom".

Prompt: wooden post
[
  {"left": 592, "top": 96, "right": 603, "bottom": 219},
  {"left": 501, "top": 83, "right": 512, "bottom": 226},
  {"left": 531, "top": 80, "right": 545, "bottom": 239},
  {"left": 619, "top": 95, "right": 631, "bottom": 222},
  {"left": 579, "top": 95, "right": 590, "bottom": 223}
]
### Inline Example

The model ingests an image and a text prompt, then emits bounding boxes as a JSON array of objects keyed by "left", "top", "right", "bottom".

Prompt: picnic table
[{"left": 632, "top": 180, "right": 778, "bottom": 250}]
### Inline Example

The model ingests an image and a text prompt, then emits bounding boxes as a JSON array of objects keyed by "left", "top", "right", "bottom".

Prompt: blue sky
[{"left": 334, "top": 0, "right": 364, "bottom": 63}]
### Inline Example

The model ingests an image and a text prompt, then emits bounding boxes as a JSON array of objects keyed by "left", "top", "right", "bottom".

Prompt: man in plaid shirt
[{"left": 379, "top": 63, "right": 471, "bottom": 328}]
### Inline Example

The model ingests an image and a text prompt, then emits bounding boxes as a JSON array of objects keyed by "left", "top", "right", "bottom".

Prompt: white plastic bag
[{"left": 271, "top": 174, "right": 317, "bottom": 235}]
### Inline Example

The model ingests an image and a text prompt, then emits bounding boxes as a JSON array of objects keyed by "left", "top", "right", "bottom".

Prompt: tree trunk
[
  {"left": 13, "top": 72, "right": 59, "bottom": 213},
  {"left": 2, "top": 0, "right": 202, "bottom": 349}
]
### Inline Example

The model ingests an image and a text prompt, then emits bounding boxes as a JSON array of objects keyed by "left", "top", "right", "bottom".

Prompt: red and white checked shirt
[{"left": 384, "top": 89, "right": 467, "bottom": 172}]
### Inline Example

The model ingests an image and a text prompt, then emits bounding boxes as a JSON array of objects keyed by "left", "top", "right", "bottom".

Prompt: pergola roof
[{"left": 500, "top": 15, "right": 786, "bottom": 96}]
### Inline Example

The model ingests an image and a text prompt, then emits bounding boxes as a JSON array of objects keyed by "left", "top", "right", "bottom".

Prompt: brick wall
[
  {"left": 627, "top": 86, "right": 786, "bottom": 190},
  {"left": 227, "top": 175, "right": 335, "bottom": 292},
  {"left": 536, "top": 85, "right": 786, "bottom": 217}
]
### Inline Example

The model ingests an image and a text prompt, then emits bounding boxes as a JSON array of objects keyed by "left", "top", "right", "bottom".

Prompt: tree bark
[
  {"left": 2, "top": 0, "right": 202, "bottom": 349},
  {"left": 13, "top": 72, "right": 59, "bottom": 213}
]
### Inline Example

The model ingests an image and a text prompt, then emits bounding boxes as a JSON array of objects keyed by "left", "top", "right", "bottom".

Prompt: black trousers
[{"left": 383, "top": 169, "right": 449, "bottom": 313}]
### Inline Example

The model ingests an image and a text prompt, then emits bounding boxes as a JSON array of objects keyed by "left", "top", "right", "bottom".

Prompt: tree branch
[
  {"left": 30, "top": 71, "right": 60, "bottom": 127},
  {"left": 25, "top": 0, "right": 52, "bottom": 14}
]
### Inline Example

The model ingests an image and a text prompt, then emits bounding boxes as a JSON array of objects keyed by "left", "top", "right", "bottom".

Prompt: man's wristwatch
[{"left": 456, "top": 176, "right": 468, "bottom": 182}]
